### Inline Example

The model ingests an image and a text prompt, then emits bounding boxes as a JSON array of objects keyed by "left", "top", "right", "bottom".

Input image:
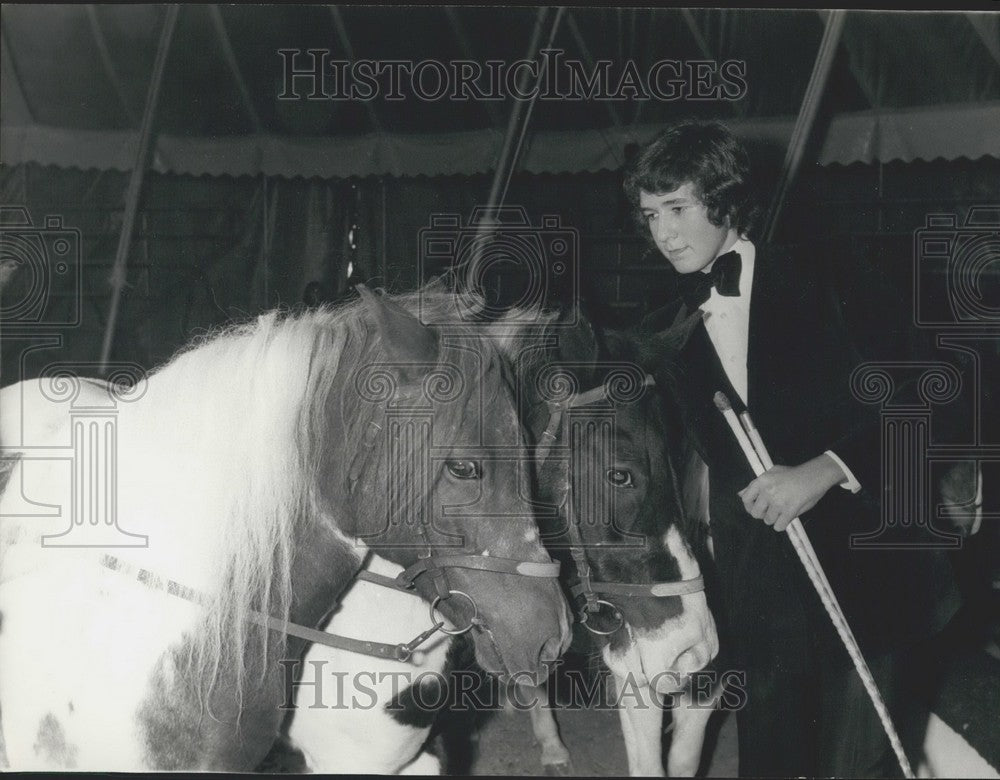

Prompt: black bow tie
[{"left": 676, "top": 250, "right": 742, "bottom": 309}]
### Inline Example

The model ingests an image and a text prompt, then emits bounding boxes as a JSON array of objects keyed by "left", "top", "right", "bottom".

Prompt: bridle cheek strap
[{"left": 536, "top": 382, "right": 621, "bottom": 465}]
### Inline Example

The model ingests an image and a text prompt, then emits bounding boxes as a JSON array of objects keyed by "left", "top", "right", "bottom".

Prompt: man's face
[{"left": 639, "top": 183, "right": 738, "bottom": 274}]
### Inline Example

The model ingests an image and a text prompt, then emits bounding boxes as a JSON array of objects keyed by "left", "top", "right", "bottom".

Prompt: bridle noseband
[{"left": 535, "top": 373, "right": 705, "bottom": 635}]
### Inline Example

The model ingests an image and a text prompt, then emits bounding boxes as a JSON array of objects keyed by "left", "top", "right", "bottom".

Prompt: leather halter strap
[
  {"left": 99, "top": 542, "right": 561, "bottom": 664},
  {"left": 535, "top": 373, "right": 705, "bottom": 626},
  {"left": 536, "top": 378, "right": 653, "bottom": 464},
  {"left": 98, "top": 553, "right": 437, "bottom": 662}
]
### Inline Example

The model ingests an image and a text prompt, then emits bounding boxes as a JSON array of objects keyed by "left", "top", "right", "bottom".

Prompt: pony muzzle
[{"left": 457, "top": 576, "right": 571, "bottom": 681}]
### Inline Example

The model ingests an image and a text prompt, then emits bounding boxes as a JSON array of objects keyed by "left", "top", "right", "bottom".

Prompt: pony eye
[
  {"left": 606, "top": 468, "right": 634, "bottom": 488},
  {"left": 446, "top": 460, "right": 481, "bottom": 480}
]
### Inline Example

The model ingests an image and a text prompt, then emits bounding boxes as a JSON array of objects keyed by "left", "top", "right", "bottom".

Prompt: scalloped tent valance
[
  {"left": 2, "top": 6, "right": 998, "bottom": 178},
  {"left": 3, "top": 102, "right": 998, "bottom": 179}
]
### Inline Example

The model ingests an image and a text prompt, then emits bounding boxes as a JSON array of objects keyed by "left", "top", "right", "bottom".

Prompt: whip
[{"left": 714, "top": 391, "right": 914, "bottom": 778}]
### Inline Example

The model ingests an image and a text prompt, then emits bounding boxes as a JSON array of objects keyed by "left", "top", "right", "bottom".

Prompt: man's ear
[{"left": 357, "top": 284, "right": 440, "bottom": 373}]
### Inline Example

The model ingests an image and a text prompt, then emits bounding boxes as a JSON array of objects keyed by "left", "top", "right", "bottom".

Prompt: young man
[{"left": 626, "top": 120, "right": 962, "bottom": 777}]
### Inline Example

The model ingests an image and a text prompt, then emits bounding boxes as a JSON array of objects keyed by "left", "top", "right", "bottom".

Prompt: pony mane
[
  {"left": 138, "top": 303, "right": 353, "bottom": 707},
  {"left": 137, "top": 285, "right": 516, "bottom": 705}
]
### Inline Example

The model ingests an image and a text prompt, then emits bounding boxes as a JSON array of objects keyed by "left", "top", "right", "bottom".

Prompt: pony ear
[{"left": 357, "top": 284, "right": 440, "bottom": 367}]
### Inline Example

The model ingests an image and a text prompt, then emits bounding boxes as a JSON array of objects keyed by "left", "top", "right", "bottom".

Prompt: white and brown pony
[
  {"left": 512, "top": 315, "right": 719, "bottom": 777},
  {"left": 0, "top": 284, "right": 571, "bottom": 770}
]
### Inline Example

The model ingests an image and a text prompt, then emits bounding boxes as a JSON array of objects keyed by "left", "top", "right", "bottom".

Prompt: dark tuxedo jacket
[{"left": 646, "top": 246, "right": 961, "bottom": 674}]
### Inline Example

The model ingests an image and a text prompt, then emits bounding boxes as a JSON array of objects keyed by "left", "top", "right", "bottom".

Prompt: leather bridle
[
  {"left": 534, "top": 373, "right": 705, "bottom": 635},
  {"left": 100, "top": 539, "right": 560, "bottom": 665}
]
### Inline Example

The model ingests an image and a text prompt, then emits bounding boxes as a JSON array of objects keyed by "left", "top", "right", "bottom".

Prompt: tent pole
[
  {"left": 1, "top": 18, "right": 36, "bottom": 122},
  {"left": 444, "top": 7, "right": 502, "bottom": 128},
  {"left": 260, "top": 175, "right": 269, "bottom": 308},
  {"left": 484, "top": 6, "right": 565, "bottom": 212},
  {"left": 469, "top": 7, "right": 565, "bottom": 295},
  {"left": 380, "top": 177, "right": 388, "bottom": 286},
  {"left": 465, "top": 7, "right": 562, "bottom": 295},
  {"left": 566, "top": 11, "right": 622, "bottom": 132},
  {"left": 680, "top": 8, "right": 713, "bottom": 60},
  {"left": 763, "top": 10, "right": 845, "bottom": 243},
  {"left": 967, "top": 13, "right": 1000, "bottom": 70},
  {"left": 99, "top": 4, "right": 179, "bottom": 373},
  {"left": 209, "top": 4, "right": 263, "bottom": 133},
  {"left": 86, "top": 4, "right": 169, "bottom": 170}
]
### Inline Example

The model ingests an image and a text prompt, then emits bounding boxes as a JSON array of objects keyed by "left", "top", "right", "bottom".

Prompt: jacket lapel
[
  {"left": 746, "top": 249, "right": 768, "bottom": 410},
  {"left": 746, "top": 245, "right": 787, "bottom": 412}
]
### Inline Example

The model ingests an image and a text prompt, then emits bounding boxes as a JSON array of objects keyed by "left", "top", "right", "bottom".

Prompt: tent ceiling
[{"left": 2, "top": 6, "right": 998, "bottom": 178}]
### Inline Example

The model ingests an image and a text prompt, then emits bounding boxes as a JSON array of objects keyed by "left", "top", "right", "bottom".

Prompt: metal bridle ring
[
  {"left": 579, "top": 599, "right": 625, "bottom": 636},
  {"left": 430, "top": 590, "right": 479, "bottom": 636}
]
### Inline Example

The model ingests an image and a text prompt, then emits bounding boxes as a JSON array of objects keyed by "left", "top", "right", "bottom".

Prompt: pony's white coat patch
[
  {"left": 663, "top": 525, "right": 700, "bottom": 580},
  {"left": 594, "top": 525, "right": 719, "bottom": 777},
  {"left": 0, "top": 318, "right": 363, "bottom": 769},
  {"left": 0, "top": 381, "right": 195, "bottom": 769},
  {"left": 286, "top": 556, "right": 453, "bottom": 773},
  {"left": 602, "top": 525, "right": 717, "bottom": 693},
  {"left": 919, "top": 712, "right": 1000, "bottom": 779}
]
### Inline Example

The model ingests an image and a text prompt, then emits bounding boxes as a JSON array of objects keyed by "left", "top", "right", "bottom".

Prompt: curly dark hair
[{"left": 623, "top": 120, "right": 761, "bottom": 239}]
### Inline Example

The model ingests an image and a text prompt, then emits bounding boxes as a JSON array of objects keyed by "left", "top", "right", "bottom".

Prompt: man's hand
[{"left": 738, "top": 453, "right": 847, "bottom": 532}]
